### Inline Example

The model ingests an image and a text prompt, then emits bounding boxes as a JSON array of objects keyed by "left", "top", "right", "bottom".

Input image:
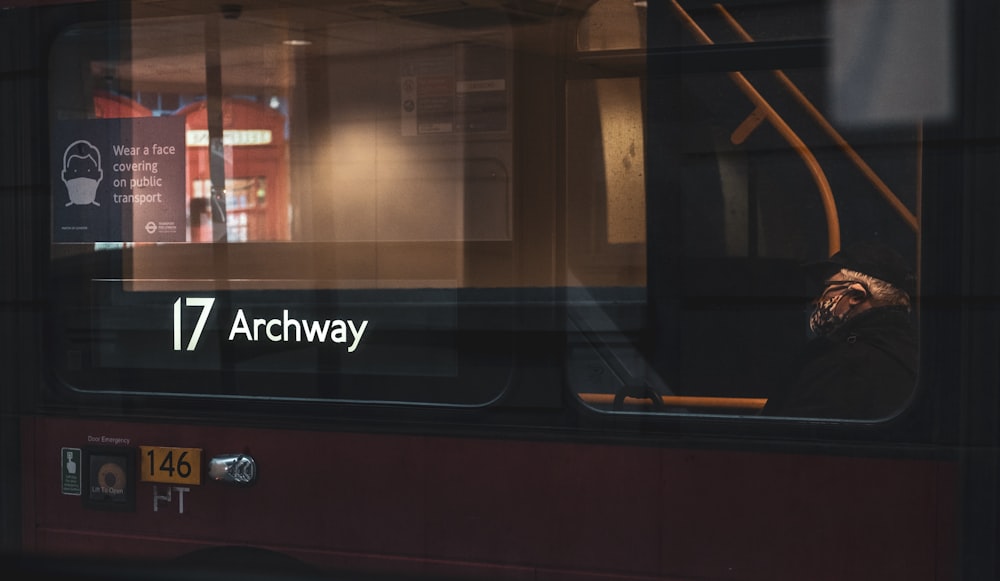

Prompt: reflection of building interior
[{"left": 190, "top": 177, "right": 267, "bottom": 242}]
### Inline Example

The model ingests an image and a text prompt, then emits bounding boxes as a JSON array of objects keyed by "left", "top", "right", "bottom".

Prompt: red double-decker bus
[{"left": 1, "top": 1, "right": 998, "bottom": 580}]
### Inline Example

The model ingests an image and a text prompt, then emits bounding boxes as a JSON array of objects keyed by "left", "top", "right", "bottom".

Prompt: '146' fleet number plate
[{"left": 140, "top": 446, "right": 202, "bottom": 485}]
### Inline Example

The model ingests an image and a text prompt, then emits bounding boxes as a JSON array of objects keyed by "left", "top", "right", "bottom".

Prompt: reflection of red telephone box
[
  {"left": 93, "top": 91, "right": 152, "bottom": 119},
  {"left": 178, "top": 98, "right": 290, "bottom": 242}
]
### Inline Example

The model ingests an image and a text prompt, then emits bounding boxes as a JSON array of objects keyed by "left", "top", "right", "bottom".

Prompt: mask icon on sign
[{"left": 61, "top": 140, "right": 103, "bottom": 206}]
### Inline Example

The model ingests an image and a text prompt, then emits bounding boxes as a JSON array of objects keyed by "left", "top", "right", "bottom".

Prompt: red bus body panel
[{"left": 23, "top": 416, "right": 957, "bottom": 580}]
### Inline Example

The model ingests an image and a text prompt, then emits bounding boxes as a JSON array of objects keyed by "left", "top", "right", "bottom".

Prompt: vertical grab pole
[{"left": 205, "top": 13, "right": 228, "bottom": 242}]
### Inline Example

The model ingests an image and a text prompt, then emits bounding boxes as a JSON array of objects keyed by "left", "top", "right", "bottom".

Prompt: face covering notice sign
[{"left": 52, "top": 117, "right": 186, "bottom": 243}]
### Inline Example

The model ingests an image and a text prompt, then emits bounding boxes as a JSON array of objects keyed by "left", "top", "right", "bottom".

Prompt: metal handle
[{"left": 208, "top": 454, "right": 257, "bottom": 486}]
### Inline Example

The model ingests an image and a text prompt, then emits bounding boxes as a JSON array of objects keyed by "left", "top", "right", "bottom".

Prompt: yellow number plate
[{"left": 140, "top": 446, "right": 202, "bottom": 485}]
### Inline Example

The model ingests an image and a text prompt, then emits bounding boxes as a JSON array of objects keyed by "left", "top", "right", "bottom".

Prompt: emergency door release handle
[{"left": 208, "top": 454, "right": 257, "bottom": 486}]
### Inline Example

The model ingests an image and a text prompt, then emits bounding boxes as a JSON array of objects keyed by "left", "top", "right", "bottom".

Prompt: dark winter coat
[{"left": 762, "top": 306, "right": 918, "bottom": 420}]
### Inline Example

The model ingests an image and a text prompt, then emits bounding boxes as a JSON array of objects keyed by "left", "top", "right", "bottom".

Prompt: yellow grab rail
[
  {"left": 669, "top": 0, "right": 841, "bottom": 255},
  {"left": 578, "top": 393, "right": 767, "bottom": 412},
  {"left": 714, "top": 3, "right": 919, "bottom": 234}
]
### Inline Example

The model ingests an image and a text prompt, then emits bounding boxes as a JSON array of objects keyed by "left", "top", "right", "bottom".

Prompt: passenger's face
[
  {"left": 808, "top": 270, "right": 872, "bottom": 336},
  {"left": 817, "top": 272, "right": 865, "bottom": 317}
]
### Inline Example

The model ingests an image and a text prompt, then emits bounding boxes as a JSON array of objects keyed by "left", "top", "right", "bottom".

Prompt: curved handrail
[
  {"left": 714, "top": 3, "right": 920, "bottom": 233},
  {"left": 669, "top": 0, "right": 841, "bottom": 255}
]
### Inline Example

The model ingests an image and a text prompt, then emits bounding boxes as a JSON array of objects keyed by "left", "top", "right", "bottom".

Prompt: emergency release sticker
[
  {"left": 61, "top": 447, "right": 82, "bottom": 496},
  {"left": 51, "top": 117, "right": 186, "bottom": 243},
  {"left": 82, "top": 447, "right": 136, "bottom": 512}
]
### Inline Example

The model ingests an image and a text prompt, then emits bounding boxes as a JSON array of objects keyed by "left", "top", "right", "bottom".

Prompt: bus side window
[{"left": 567, "top": 0, "right": 921, "bottom": 421}]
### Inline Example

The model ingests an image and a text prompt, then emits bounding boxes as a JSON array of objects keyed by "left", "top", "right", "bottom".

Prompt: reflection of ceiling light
[{"left": 283, "top": 39, "right": 312, "bottom": 46}]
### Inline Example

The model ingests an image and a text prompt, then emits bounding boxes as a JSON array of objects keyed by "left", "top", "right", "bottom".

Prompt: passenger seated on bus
[{"left": 762, "top": 242, "right": 917, "bottom": 420}]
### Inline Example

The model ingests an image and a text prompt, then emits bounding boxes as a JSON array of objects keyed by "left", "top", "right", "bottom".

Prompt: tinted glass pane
[
  {"left": 567, "top": 0, "right": 922, "bottom": 420},
  {"left": 48, "top": 5, "right": 517, "bottom": 405}
]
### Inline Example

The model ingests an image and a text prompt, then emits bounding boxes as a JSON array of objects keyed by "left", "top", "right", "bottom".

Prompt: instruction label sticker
[
  {"left": 61, "top": 447, "right": 82, "bottom": 496},
  {"left": 52, "top": 117, "right": 186, "bottom": 243}
]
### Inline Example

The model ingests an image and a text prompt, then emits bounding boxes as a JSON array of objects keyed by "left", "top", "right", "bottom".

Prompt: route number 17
[{"left": 173, "top": 297, "right": 215, "bottom": 351}]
